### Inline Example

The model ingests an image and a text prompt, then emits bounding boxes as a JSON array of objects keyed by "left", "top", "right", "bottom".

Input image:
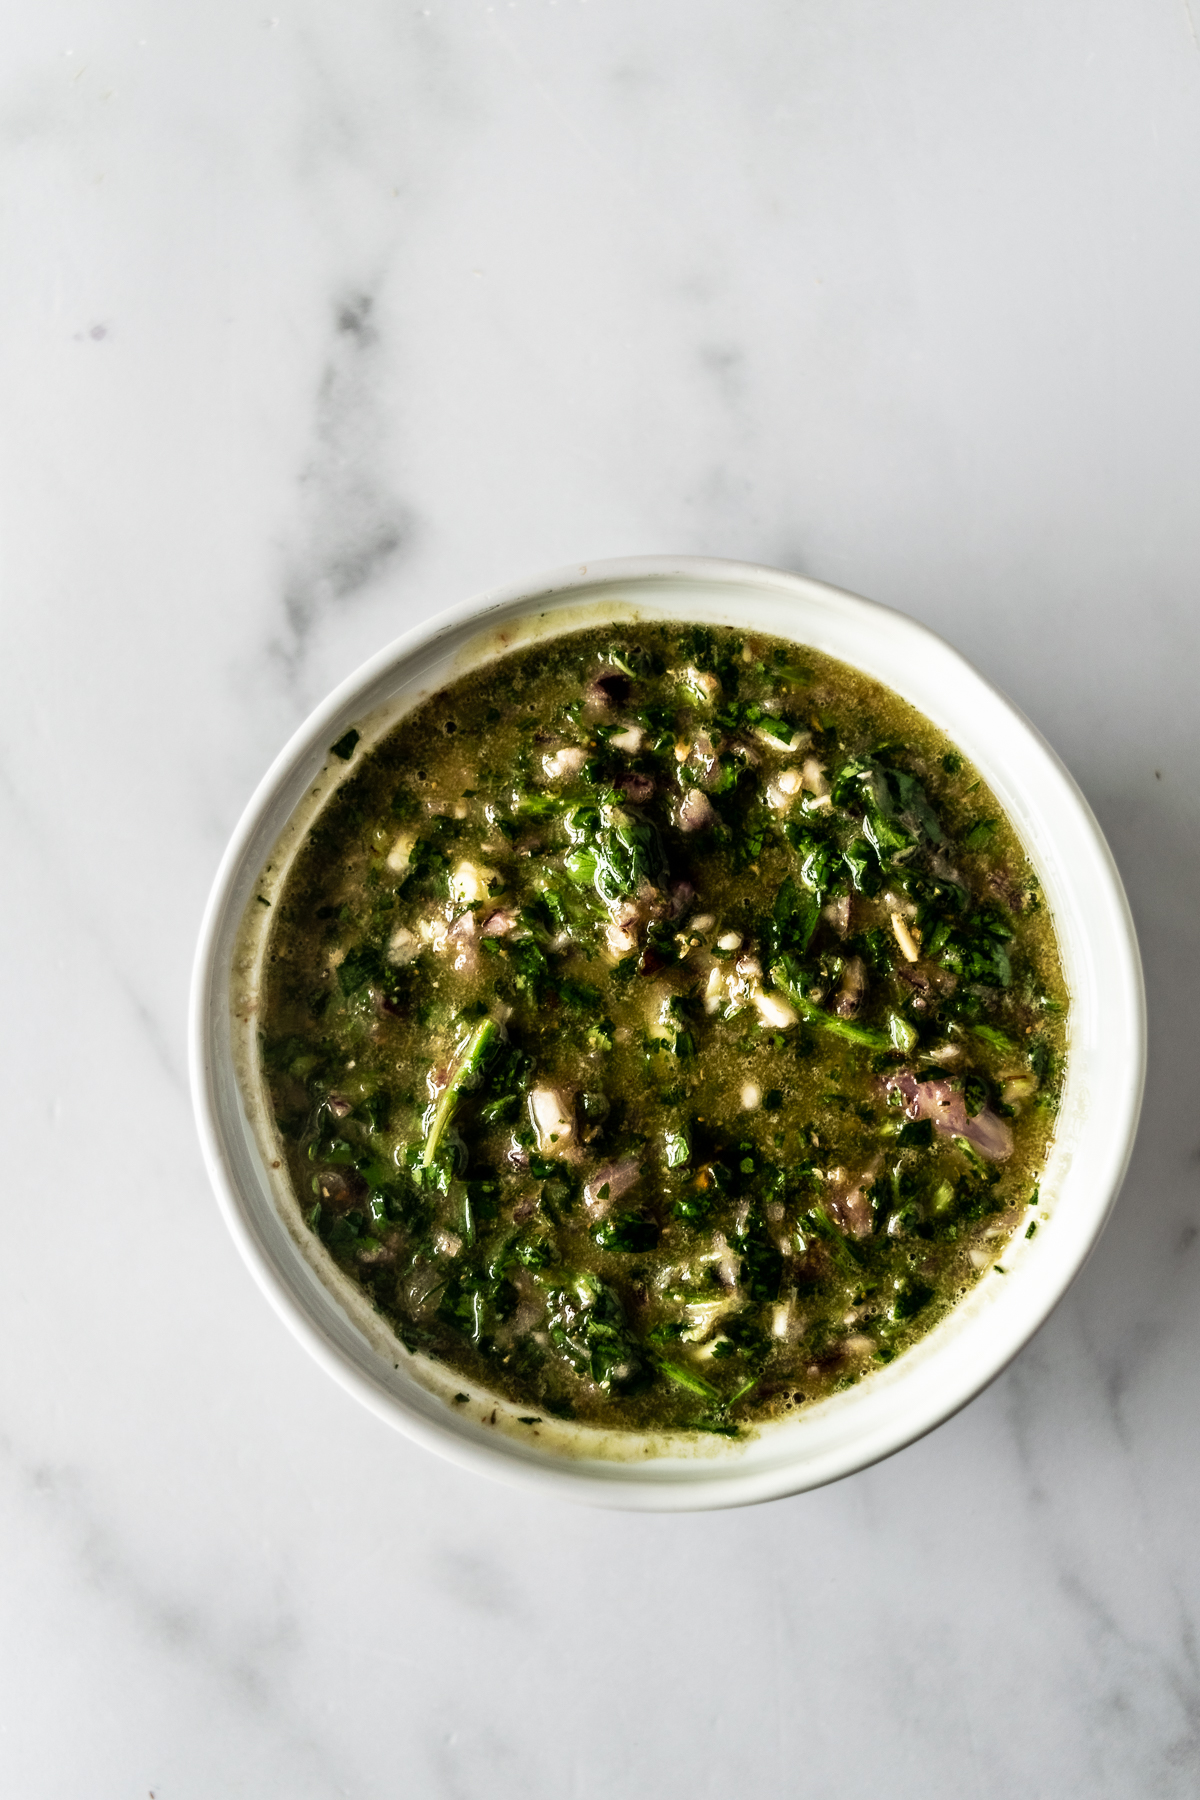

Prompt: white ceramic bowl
[{"left": 190, "top": 556, "right": 1144, "bottom": 1510}]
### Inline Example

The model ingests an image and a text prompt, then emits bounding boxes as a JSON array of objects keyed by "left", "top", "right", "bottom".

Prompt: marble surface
[{"left": 2, "top": 2, "right": 1199, "bottom": 1794}]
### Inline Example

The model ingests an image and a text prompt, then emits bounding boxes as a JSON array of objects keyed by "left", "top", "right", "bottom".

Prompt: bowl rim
[{"left": 190, "top": 554, "right": 1145, "bottom": 1510}]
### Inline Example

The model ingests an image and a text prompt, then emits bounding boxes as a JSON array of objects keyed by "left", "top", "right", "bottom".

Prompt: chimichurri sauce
[{"left": 259, "top": 624, "right": 1067, "bottom": 1434}]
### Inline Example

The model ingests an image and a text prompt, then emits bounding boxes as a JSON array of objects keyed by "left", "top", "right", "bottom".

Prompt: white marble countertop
[{"left": 3, "top": 3, "right": 1199, "bottom": 1794}]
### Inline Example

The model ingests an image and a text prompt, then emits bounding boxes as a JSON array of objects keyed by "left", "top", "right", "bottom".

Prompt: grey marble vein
[{"left": 275, "top": 288, "right": 414, "bottom": 684}]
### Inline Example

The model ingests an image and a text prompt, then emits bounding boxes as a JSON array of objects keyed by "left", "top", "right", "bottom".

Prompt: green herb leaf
[{"left": 330, "top": 729, "right": 360, "bottom": 761}]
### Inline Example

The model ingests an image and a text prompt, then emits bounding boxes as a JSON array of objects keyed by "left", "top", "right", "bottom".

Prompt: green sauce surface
[{"left": 259, "top": 623, "right": 1067, "bottom": 1434}]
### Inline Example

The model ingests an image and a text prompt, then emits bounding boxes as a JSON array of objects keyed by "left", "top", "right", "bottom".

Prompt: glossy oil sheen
[{"left": 255, "top": 621, "right": 1067, "bottom": 1437}]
